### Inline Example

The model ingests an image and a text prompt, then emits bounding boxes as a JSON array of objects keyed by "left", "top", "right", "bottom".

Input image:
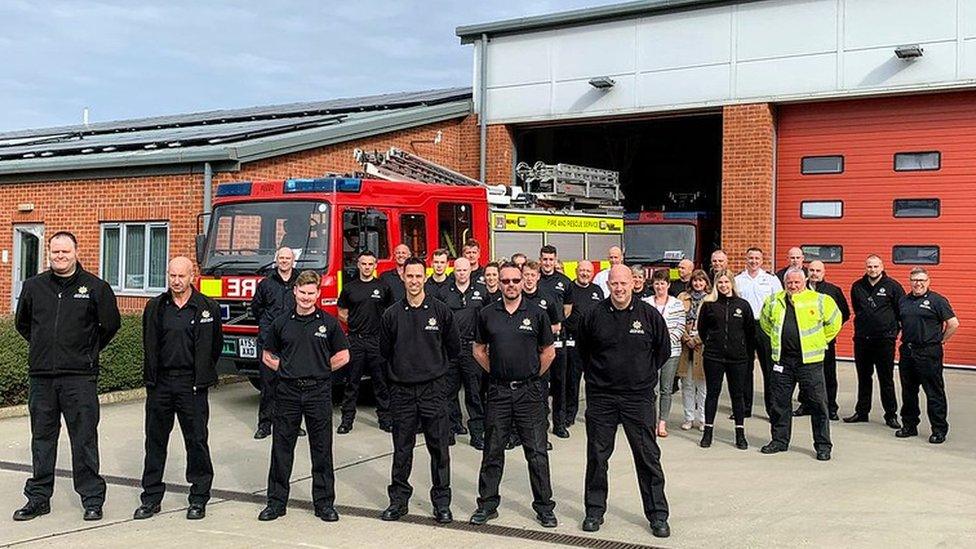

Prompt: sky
[{"left": 0, "top": 0, "right": 619, "bottom": 132}]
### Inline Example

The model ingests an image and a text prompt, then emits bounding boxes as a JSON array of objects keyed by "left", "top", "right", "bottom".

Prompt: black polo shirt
[
  {"left": 264, "top": 310, "right": 349, "bottom": 380},
  {"left": 522, "top": 288, "right": 562, "bottom": 324},
  {"left": 425, "top": 276, "right": 450, "bottom": 301},
  {"left": 379, "top": 295, "right": 460, "bottom": 384},
  {"left": 484, "top": 288, "right": 501, "bottom": 304},
  {"left": 539, "top": 270, "right": 574, "bottom": 310},
  {"left": 577, "top": 298, "right": 670, "bottom": 394},
  {"left": 564, "top": 282, "right": 604, "bottom": 336},
  {"left": 851, "top": 273, "right": 905, "bottom": 339},
  {"left": 668, "top": 278, "right": 688, "bottom": 298},
  {"left": 899, "top": 291, "right": 955, "bottom": 345},
  {"left": 440, "top": 281, "right": 489, "bottom": 342},
  {"left": 337, "top": 277, "right": 391, "bottom": 336},
  {"left": 160, "top": 300, "right": 195, "bottom": 371},
  {"left": 476, "top": 298, "right": 554, "bottom": 382},
  {"left": 379, "top": 269, "right": 406, "bottom": 303}
]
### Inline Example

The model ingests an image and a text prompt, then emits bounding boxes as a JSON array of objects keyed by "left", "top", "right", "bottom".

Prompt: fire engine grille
[{"left": 220, "top": 300, "right": 255, "bottom": 326}]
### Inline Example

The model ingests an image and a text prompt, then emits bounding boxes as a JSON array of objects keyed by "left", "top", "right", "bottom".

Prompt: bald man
[
  {"left": 669, "top": 259, "right": 695, "bottom": 297},
  {"left": 379, "top": 243, "right": 412, "bottom": 303},
  {"left": 135, "top": 257, "right": 223, "bottom": 521},
  {"left": 592, "top": 246, "right": 624, "bottom": 298},
  {"left": 577, "top": 265, "right": 671, "bottom": 538},
  {"left": 775, "top": 247, "right": 808, "bottom": 286}
]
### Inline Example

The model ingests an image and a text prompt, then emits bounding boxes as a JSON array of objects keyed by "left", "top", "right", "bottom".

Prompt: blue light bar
[
  {"left": 283, "top": 177, "right": 362, "bottom": 194},
  {"left": 215, "top": 181, "right": 252, "bottom": 196}
]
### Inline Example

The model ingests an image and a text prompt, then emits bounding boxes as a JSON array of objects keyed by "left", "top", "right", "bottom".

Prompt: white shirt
[
  {"left": 734, "top": 269, "right": 782, "bottom": 318},
  {"left": 593, "top": 268, "right": 611, "bottom": 298},
  {"left": 647, "top": 294, "right": 686, "bottom": 357}
]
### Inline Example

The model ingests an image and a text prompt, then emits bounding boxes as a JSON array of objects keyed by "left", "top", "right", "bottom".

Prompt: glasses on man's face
[
  {"left": 910, "top": 279, "right": 929, "bottom": 283},
  {"left": 500, "top": 278, "right": 522, "bottom": 285}
]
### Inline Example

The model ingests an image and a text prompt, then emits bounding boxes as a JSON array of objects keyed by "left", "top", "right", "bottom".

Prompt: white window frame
[{"left": 100, "top": 222, "right": 169, "bottom": 296}]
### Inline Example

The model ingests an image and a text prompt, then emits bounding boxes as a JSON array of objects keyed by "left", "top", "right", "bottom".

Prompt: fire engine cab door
[{"left": 341, "top": 208, "right": 390, "bottom": 276}]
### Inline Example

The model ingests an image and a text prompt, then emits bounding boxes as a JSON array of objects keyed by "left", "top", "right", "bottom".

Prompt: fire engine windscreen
[
  {"left": 624, "top": 224, "right": 695, "bottom": 264},
  {"left": 203, "top": 201, "right": 330, "bottom": 273}
]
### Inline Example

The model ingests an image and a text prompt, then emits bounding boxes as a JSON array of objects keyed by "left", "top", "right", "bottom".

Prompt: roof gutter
[
  {"left": 0, "top": 147, "right": 237, "bottom": 176},
  {"left": 456, "top": 0, "right": 746, "bottom": 43}
]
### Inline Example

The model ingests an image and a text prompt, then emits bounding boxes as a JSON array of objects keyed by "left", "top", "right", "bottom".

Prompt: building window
[
  {"left": 801, "top": 245, "right": 843, "bottom": 264},
  {"left": 801, "top": 156, "right": 844, "bottom": 175},
  {"left": 400, "top": 214, "right": 427, "bottom": 258},
  {"left": 893, "top": 245, "right": 939, "bottom": 265},
  {"left": 800, "top": 201, "right": 843, "bottom": 219},
  {"left": 893, "top": 198, "right": 940, "bottom": 218},
  {"left": 437, "top": 203, "right": 472, "bottom": 258},
  {"left": 894, "top": 151, "right": 940, "bottom": 171},
  {"left": 101, "top": 223, "right": 169, "bottom": 293}
]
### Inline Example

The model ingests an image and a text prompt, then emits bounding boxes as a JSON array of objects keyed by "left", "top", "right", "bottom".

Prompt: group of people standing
[{"left": 10, "top": 229, "right": 957, "bottom": 543}]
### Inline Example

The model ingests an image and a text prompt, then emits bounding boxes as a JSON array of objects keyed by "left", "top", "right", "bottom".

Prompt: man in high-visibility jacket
[{"left": 759, "top": 268, "right": 842, "bottom": 461}]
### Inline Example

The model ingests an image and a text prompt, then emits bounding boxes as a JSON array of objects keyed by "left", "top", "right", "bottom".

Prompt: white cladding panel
[{"left": 479, "top": 0, "right": 976, "bottom": 123}]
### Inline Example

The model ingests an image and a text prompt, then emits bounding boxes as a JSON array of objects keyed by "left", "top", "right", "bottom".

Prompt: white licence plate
[{"left": 238, "top": 337, "right": 257, "bottom": 359}]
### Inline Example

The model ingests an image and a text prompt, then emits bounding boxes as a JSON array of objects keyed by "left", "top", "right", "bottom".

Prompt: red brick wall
[
  {"left": 721, "top": 103, "right": 776, "bottom": 272},
  {"left": 485, "top": 123, "right": 515, "bottom": 184},
  {"left": 1, "top": 114, "right": 479, "bottom": 314}
]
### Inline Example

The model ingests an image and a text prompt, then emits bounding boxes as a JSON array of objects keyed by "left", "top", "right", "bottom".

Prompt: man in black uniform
[
  {"left": 379, "top": 257, "right": 460, "bottom": 524},
  {"left": 514, "top": 260, "right": 560, "bottom": 450},
  {"left": 134, "top": 256, "right": 223, "bottom": 520},
  {"left": 462, "top": 239, "right": 486, "bottom": 285},
  {"left": 251, "top": 246, "right": 298, "bottom": 440},
  {"left": 576, "top": 264, "right": 671, "bottom": 538},
  {"left": 439, "top": 257, "right": 488, "bottom": 448},
  {"left": 538, "top": 246, "right": 574, "bottom": 438},
  {"left": 668, "top": 259, "right": 694, "bottom": 298},
  {"left": 846, "top": 255, "right": 904, "bottom": 428},
  {"left": 258, "top": 271, "right": 350, "bottom": 522},
  {"left": 379, "top": 243, "right": 411, "bottom": 303},
  {"left": 794, "top": 260, "right": 850, "bottom": 420},
  {"left": 564, "top": 260, "right": 604, "bottom": 428},
  {"left": 895, "top": 268, "right": 959, "bottom": 444},
  {"left": 14, "top": 231, "right": 121, "bottom": 522},
  {"left": 470, "top": 263, "right": 557, "bottom": 528},
  {"left": 425, "top": 248, "right": 451, "bottom": 301},
  {"left": 337, "top": 250, "right": 392, "bottom": 433}
]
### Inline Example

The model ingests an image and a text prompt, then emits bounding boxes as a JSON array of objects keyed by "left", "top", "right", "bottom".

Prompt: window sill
[{"left": 112, "top": 290, "right": 165, "bottom": 298}]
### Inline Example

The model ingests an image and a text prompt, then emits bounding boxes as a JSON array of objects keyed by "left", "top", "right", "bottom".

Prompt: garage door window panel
[
  {"left": 800, "top": 201, "right": 843, "bottom": 219},
  {"left": 801, "top": 245, "right": 842, "bottom": 264},
  {"left": 801, "top": 156, "right": 844, "bottom": 175},
  {"left": 893, "top": 245, "right": 939, "bottom": 265},
  {"left": 894, "top": 152, "right": 940, "bottom": 172},
  {"left": 893, "top": 199, "right": 940, "bottom": 218}
]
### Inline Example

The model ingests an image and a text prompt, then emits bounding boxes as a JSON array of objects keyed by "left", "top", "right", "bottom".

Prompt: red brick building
[{"left": 0, "top": 88, "right": 477, "bottom": 313}]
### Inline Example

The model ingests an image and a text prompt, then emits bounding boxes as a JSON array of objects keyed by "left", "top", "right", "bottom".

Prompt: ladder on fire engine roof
[{"left": 353, "top": 147, "right": 623, "bottom": 210}]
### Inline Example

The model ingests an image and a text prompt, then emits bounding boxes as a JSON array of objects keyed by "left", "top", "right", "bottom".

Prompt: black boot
[
  {"left": 699, "top": 426, "right": 713, "bottom": 448},
  {"left": 735, "top": 427, "right": 748, "bottom": 450}
]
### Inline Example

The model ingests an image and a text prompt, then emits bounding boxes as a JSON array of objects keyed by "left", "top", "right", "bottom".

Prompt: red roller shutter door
[{"left": 776, "top": 91, "right": 976, "bottom": 367}]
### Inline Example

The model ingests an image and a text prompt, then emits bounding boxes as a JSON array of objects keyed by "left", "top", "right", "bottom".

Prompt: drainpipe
[
  {"left": 203, "top": 162, "right": 213, "bottom": 234},
  {"left": 479, "top": 33, "right": 488, "bottom": 183}
]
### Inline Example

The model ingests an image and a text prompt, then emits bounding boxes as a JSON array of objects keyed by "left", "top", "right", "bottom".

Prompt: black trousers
[
  {"left": 447, "top": 348, "right": 486, "bottom": 437},
  {"left": 853, "top": 338, "right": 898, "bottom": 419},
  {"left": 550, "top": 345, "right": 569, "bottom": 428},
  {"left": 25, "top": 375, "right": 105, "bottom": 507},
  {"left": 769, "top": 359, "right": 831, "bottom": 452},
  {"left": 564, "top": 341, "right": 584, "bottom": 424},
  {"left": 340, "top": 335, "right": 391, "bottom": 425},
  {"left": 744, "top": 322, "right": 774, "bottom": 417},
  {"left": 477, "top": 379, "right": 554, "bottom": 515},
  {"left": 898, "top": 343, "right": 949, "bottom": 435},
  {"left": 257, "top": 343, "right": 277, "bottom": 430},
  {"left": 797, "top": 343, "right": 839, "bottom": 415},
  {"left": 584, "top": 390, "right": 668, "bottom": 523},
  {"left": 140, "top": 371, "right": 213, "bottom": 506},
  {"left": 703, "top": 359, "right": 748, "bottom": 426},
  {"left": 267, "top": 379, "right": 335, "bottom": 510},
  {"left": 388, "top": 377, "right": 452, "bottom": 509}
]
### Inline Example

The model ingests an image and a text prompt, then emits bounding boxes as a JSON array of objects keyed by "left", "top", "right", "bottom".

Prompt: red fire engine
[{"left": 195, "top": 149, "right": 623, "bottom": 384}]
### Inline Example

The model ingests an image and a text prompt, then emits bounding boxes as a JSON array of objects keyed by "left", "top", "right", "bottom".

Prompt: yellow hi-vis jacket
[{"left": 760, "top": 289, "right": 842, "bottom": 364}]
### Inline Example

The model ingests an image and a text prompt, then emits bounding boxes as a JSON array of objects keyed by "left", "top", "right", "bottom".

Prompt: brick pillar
[
  {"left": 485, "top": 123, "right": 515, "bottom": 185},
  {"left": 721, "top": 103, "right": 775, "bottom": 272}
]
